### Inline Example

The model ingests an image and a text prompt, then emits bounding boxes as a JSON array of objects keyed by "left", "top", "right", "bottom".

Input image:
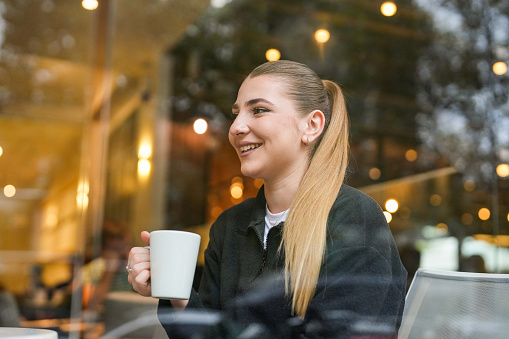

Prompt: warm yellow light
[
  {"left": 230, "top": 185, "right": 243, "bottom": 199},
  {"left": 0, "top": 146, "right": 3, "bottom": 157},
  {"left": 507, "top": 212, "right": 509, "bottom": 223},
  {"left": 314, "top": 29, "right": 330, "bottom": 43},
  {"left": 405, "top": 149, "right": 418, "bottom": 162},
  {"left": 138, "top": 143, "right": 152, "bottom": 160},
  {"left": 4, "top": 185, "right": 16, "bottom": 198},
  {"left": 194, "top": 118, "right": 208, "bottom": 134},
  {"left": 463, "top": 179, "right": 476, "bottom": 191},
  {"left": 82, "top": 0, "right": 98, "bottom": 10},
  {"left": 381, "top": 2, "right": 397, "bottom": 16},
  {"left": 45, "top": 206, "right": 59, "bottom": 229},
  {"left": 369, "top": 167, "right": 381, "bottom": 180},
  {"left": 232, "top": 176, "right": 243, "bottom": 184},
  {"left": 383, "top": 211, "right": 393, "bottom": 223},
  {"left": 138, "top": 159, "right": 151, "bottom": 177},
  {"left": 76, "top": 181, "right": 89, "bottom": 208},
  {"left": 436, "top": 223, "right": 448, "bottom": 235},
  {"left": 265, "top": 48, "right": 281, "bottom": 62},
  {"left": 461, "top": 213, "right": 473, "bottom": 225},
  {"left": 385, "top": 199, "right": 399, "bottom": 213},
  {"left": 430, "top": 194, "right": 442, "bottom": 206},
  {"left": 493, "top": 61, "right": 508, "bottom": 75},
  {"left": 478, "top": 207, "right": 490, "bottom": 221},
  {"left": 496, "top": 163, "right": 509, "bottom": 177}
]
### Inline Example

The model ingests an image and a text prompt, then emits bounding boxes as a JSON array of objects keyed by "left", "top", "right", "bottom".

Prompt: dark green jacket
[{"left": 159, "top": 185, "right": 407, "bottom": 338}]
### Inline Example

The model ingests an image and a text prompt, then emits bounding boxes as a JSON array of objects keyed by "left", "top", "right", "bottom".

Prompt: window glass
[{"left": 0, "top": 0, "right": 508, "bottom": 336}]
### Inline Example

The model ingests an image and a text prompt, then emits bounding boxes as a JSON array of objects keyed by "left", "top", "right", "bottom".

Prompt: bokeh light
[
  {"left": 478, "top": 208, "right": 490, "bottom": 221},
  {"left": 383, "top": 211, "right": 392, "bottom": 223},
  {"left": 496, "top": 163, "right": 509, "bottom": 177},
  {"left": 493, "top": 61, "right": 508, "bottom": 75},
  {"left": 193, "top": 118, "right": 208, "bottom": 134},
  {"left": 380, "top": 2, "right": 397, "bottom": 17},
  {"left": 82, "top": 0, "right": 98, "bottom": 10},
  {"left": 429, "top": 194, "right": 442, "bottom": 206},
  {"left": 405, "top": 149, "right": 418, "bottom": 162},
  {"left": 461, "top": 213, "right": 473, "bottom": 225},
  {"left": 369, "top": 167, "right": 381, "bottom": 180},
  {"left": 314, "top": 29, "right": 330, "bottom": 43},
  {"left": 436, "top": 223, "right": 448, "bottom": 235},
  {"left": 138, "top": 143, "right": 152, "bottom": 159},
  {"left": 265, "top": 48, "right": 281, "bottom": 62},
  {"left": 385, "top": 199, "right": 399, "bottom": 213},
  {"left": 0, "top": 146, "right": 3, "bottom": 157},
  {"left": 463, "top": 179, "right": 476, "bottom": 191},
  {"left": 4, "top": 185, "right": 16, "bottom": 198},
  {"left": 138, "top": 159, "right": 151, "bottom": 177}
]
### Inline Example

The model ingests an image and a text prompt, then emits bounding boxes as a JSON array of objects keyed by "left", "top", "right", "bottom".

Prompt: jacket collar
[{"left": 245, "top": 185, "right": 267, "bottom": 243}]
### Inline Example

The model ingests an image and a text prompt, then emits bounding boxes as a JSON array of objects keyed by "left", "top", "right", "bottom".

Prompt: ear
[{"left": 301, "top": 110, "right": 325, "bottom": 145}]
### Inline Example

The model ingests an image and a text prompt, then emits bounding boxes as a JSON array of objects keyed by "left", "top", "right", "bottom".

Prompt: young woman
[{"left": 128, "top": 60, "right": 407, "bottom": 338}]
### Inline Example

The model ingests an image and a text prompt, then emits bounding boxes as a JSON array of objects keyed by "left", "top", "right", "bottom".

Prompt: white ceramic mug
[{"left": 149, "top": 230, "right": 201, "bottom": 300}]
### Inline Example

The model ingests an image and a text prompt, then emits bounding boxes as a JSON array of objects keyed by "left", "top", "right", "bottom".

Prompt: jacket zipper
[{"left": 256, "top": 248, "right": 268, "bottom": 278}]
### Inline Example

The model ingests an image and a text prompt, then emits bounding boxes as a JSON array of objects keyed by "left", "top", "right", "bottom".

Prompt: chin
[{"left": 240, "top": 165, "right": 261, "bottom": 179}]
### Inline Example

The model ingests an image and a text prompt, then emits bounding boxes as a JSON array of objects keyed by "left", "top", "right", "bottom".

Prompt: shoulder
[
  {"left": 327, "top": 184, "right": 390, "bottom": 247},
  {"left": 331, "top": 184, "right": 385, "bottom": 220}
]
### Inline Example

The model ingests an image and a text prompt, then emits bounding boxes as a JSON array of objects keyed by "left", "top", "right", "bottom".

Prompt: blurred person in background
[
  {"left": 128, "top": 60, "right": 407, "bottom": 338},
  {"left": 82, "top": 220, "right": 133, "bottom": 320},
  {"left": 0, "top": 283, "right": 21, "bottom": 327}
]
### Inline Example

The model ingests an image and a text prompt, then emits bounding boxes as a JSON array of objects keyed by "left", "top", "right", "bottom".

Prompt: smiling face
[{"left": 229, "top": 75, "right": 310, "bottom": 183}]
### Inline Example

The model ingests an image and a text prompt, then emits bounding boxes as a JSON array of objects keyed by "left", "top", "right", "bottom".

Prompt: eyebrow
[{"left": 232, "top": 98, "right": 274, "bottom": 110}]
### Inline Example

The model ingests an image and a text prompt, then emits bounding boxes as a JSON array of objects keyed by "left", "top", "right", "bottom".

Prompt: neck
[{"left": 263, "top": 168, "right": 305, "bottom": 214}]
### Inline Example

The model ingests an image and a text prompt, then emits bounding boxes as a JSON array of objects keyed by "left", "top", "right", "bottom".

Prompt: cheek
[{"left": 228, "top": 132, "right": 236, "bottom": 149}]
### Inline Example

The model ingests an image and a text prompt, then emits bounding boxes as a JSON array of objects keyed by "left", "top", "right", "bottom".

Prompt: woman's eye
[
  {"left": 231, "top": 112, "right": 238, "bottom": 120},
  {"left": 252, "top": 107, "right": 269, "bottom": 114}
]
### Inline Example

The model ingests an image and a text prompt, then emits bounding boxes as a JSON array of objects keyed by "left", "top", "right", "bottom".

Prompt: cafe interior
[{"left": 0, "top": 0, "right": 508, "bottom": 338}]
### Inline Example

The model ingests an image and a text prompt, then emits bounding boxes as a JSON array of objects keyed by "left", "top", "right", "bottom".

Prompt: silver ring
[{"left": 126, "top": 265, "right": 133, "bottom": 273}]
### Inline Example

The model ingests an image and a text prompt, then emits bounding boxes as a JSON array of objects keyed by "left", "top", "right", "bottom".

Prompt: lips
[{"left": 240, "top": 143, "right": 262, "bottom": 153}]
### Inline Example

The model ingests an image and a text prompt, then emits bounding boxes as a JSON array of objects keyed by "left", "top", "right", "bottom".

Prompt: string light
[
  {"left": 493, "top": 61, "right": 508, "bottom": 75},
  {"left": 478, "top": 208, "right": 490, "bottom": 221},
  {"left": 194, "top": 118, "right": 208, "bottom": 134},
  {"left": 314, "top": 29, "right": 330, "bottom": 43},
  {"left": 82, "top": 0, "right": 98, "bottom": 10},
  {"left": 265, "top": 49, "right": 281, "bottom": 62},
  {"left": 4, "top": 185, "right": 16, "bottom": 198},
  {"left": 405, "top": 149, "right": 418, "bottom": 162},
  {"left": 369, "top": 167, "right": 381, "bottom": 180},
  {"left": 385, "top": 199, "right": 399, "bottom": 213},
  {"left": 496, "top": 163, "right": 509, "bottom": 177},
  {"left": 380, "top": 2, "right": 397, "bottom": 17}
]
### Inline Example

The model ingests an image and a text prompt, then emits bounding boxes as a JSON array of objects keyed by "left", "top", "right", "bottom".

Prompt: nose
[{"left": 229, "top": 113, "right": 249, "bottom": 136}]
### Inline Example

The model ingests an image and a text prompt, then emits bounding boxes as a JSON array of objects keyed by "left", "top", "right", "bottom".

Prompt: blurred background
[{"left": 0, "top": 0, "right": 508, "bottom": 337}]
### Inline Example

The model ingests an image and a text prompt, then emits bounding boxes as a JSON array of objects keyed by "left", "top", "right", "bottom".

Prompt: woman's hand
[{"left": 127, "top": 231, "right": 151, "bottom": 296}]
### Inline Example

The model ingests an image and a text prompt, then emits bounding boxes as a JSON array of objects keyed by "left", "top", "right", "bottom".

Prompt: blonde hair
[{"left": 249, "top": 60, "right": 349, "bottom": 318}]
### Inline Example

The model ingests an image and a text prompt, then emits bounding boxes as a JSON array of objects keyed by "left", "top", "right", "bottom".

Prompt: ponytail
[
  {"left": 282, "top": 80, "right": 349, "bottom": 318},
  {"left": 248, "top": 60, "right": 349, "bottom": 318}
]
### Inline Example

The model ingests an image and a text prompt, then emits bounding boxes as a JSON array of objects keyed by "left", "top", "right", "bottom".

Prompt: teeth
[{"left": 240, "top": 143, "right": 262, "bottom": 152}]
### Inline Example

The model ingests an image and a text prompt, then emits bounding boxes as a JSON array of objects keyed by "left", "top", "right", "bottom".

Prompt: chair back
[{"left": 398, "top": 268, "right": 509, "bottom": 339}]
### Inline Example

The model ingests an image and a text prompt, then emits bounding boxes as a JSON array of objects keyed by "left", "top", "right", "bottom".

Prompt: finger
[
  {"left": 141, "top": 231, "right": 150, "bottom": 246},
  {"left": 132, "top": 261, "right": 150, "bottom": 275},
  {"left": 130, "top": 251, "right": 150, "bottom": 267},
  {"left": 128, "top": 247, "right": 149, "bottom": 264},
  {"left": 135, "top": 269, "right": 151, "bottom": 285}
]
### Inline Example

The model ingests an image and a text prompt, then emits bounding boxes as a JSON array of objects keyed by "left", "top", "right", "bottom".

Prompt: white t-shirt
[{"left": 263, "top": 204, "right": 289, "bottom": 249}]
